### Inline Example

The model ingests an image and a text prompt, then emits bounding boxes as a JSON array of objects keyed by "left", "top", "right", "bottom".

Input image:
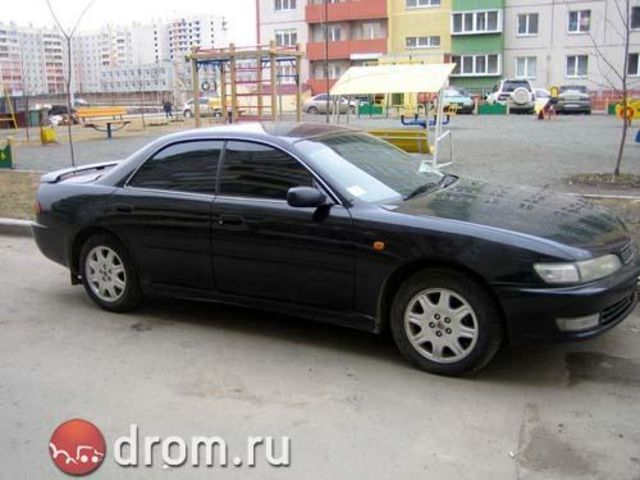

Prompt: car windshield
[
  {"left": 296, "top": 133, "right": 444, "bottom": 204},
  {"left": 560, "top": 86, "right": 587, "bottom": 93}
]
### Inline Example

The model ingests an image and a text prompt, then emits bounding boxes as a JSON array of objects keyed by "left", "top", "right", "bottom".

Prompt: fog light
[{"left": 556, "top": 314, "right": 600, "bottom": 332}]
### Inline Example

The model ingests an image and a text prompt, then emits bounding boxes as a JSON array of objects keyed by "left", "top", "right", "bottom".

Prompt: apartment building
[
  {"left": 305, "top": 0, "right": 389, "bottom": 93},
  {"left": 256, "top": 0, "right": 389, "bottom": 93},
  {"left": 504, "top": 0, "right": 640, "bottom": 90},
  {"left": 257, "top": 0, "right": 639, "bottom": 95},
  {"left": 256, "top": 0, "right": 310, "bottom": 87},
  {"left": 0, "top": 22, "right": 66, "bottom": 96},
  {"left": 1, "top": 14, "right": 228, "bottom": 97},
  {"left": 387, "top": 0, "right": 452, "bottom": 65},
  {"left": 450, "top": 0, "right": 505, "bottom": 91}
]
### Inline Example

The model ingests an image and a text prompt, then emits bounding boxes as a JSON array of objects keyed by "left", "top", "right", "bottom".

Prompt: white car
[{"left": 487, "top": 79, "right": 536, "bottom": 113}]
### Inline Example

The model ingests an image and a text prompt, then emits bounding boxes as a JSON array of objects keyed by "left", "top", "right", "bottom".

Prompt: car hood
[{"left": 392, "top": 179, "right": 628, "bottom": 254}]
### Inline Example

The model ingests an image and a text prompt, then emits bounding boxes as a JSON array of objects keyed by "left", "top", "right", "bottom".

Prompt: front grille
[
  {"left": 619, "top": 242, "right": 636, "bottom": 265},
  {"left": 601, "top": 293, "right": 638, "bottom": 325}
]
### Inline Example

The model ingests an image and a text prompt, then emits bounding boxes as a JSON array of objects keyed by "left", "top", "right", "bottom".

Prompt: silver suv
[{"left": 487, "top": 79, "right": 535, "bottom": 113}]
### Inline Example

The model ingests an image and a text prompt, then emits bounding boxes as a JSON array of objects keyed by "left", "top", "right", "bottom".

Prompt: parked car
[
  {"left": 304, "top": 95, "right": 357, "bottom": 115},
  {"left": 183, "top": 96, "right": 222, "bottom": 118},
  {"left": 442, "top": 88, "right": 475, "bottom": 114},
  {"left": 487, "top": 79, "right": 535, "bottom": 113},
  {"left": 555, "top": 85, "right": 592, "bottom": 114},
  {"left": 47, "top": 105, "right": 79, "bottom": 125},
  {"left": 32, "top": 123, "right": 639, "bottom": 376}
]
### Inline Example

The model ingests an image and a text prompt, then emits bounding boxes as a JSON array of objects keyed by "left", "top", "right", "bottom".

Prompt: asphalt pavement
[{"left": 1, "top": 235, "right": 639, "bottom": 479}]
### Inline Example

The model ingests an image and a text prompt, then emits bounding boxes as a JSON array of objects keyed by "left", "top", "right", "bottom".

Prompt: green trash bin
[{"left": 0, "top": 142, "right": 13, "bottom": 169}]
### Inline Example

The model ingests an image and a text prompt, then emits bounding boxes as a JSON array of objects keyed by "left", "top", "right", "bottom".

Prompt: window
[
  {"left": 517, "top": 13, "right": 538, "bottom": 36},
  {"left": 405, "top": 35, "right": 441, "bottom": 49},
  {"left": 566, "top": 55, "right": 588, "bottom": 77},
  {"left": 130, "top": 141, "right": 223, "bottom": 194},
  {"left": 328, "top": 25, "right": 341, "bottom": 42},
  {"left": 515, "top": 56, "right": 537, "bottom": 79},
  {"left": 451, "top": 54, "right": 500, "bottom": 76},
  {"left": 275, "top": 29, "right": 297, "bottom": 47},
  {"left": 452, "top": 10, "right": 502, "bottom": 34},
  {"left": 406, "top": 0, "right": 441, "bottom": 8},
  {"left": 220, "top": 142, "right": 313, "bottom": 200},
  {"left": 628, "top": 53, "right": 639, "bottom": 76},
  {"left": 274, "top": 0, "right": 296, "bottom": 11},
  {"left": 568, "top": 10, "right": 590, "bottom": 33},
  {"left": 632, "top": 7, "right": 640, "bottom": 29}
]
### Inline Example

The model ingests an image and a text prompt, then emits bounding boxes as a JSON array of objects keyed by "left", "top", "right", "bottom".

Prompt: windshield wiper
[{"left": 404, "top": 174, "right": 458, "bottom": 201}]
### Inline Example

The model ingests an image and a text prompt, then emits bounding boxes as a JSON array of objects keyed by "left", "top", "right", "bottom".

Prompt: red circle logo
[{"left": 49, "top": 419, "right": 106, "bottom": 476}]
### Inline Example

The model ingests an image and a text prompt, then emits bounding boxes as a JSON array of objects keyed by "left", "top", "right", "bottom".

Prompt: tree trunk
[{"left": 613, "top": 0, "right": 631, "bottom": 177}]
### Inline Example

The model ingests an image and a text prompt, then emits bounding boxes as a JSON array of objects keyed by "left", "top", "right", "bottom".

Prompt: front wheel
[
  {"left": 306, "top": 106, "right": 319, "bottom": 115},
  {"left": 79, "top": 233, "right": 143, "bottom": 312},
  {"left": 390, "top": 269, "right": 504, "bottom": 376},
  {"left": 183, "top": 109, "right": 193, "bottom": 118}
]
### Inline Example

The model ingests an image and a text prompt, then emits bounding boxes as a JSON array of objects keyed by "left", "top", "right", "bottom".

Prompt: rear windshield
[
  {"left": 559, "top": 86, "right": 588, "bottom": 93},
  {"left": 503, "top": 80, "right": 530, "bottom": 92}
]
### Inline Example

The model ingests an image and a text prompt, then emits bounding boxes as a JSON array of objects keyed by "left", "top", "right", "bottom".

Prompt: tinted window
[
  {"left": 130, "top": 141, "right": 222, "bottom": 194},
  {"left": 220, "top": 141, "right": 312, "bottom": 200}
]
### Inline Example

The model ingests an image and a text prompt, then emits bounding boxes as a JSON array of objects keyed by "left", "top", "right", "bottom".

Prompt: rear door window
[{"left": 130, "top": 141, "right": 223, "bottom": 194}]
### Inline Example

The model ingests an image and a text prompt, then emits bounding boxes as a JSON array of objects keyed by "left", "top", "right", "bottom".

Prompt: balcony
[
  {"left": 306, "top": 38, "right": 387, "bottom": 61},
  {"left": 308, "top": 78, "right": 338, "bottom": 95},
  {"left": 306, "top": 0, "right": 387, "bottom": 24}
]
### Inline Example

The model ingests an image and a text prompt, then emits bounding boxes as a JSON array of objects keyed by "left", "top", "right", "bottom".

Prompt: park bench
[{"left": 76, "top": 107, "right": 130, "bottom": 139}]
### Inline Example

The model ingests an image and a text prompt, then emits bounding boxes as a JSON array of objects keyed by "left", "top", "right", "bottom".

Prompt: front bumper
[{"left": 494, "top": 266, "right": 640, "bottom": 344}]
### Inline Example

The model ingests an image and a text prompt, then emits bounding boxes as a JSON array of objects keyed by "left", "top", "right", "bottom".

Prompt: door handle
[
  {"left": 217, "top": 215, "right": 244, "bottom": 226},
  {"left": 112, "top": 203, "right": 133, "bottom": 213},
  {"left": 213, "top": 214, "right": 245, "bottom": 228}
]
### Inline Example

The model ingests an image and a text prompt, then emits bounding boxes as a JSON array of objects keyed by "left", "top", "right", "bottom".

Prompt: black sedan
[{"left": 32, "top": 123, "right": 639, "bottom": 376}]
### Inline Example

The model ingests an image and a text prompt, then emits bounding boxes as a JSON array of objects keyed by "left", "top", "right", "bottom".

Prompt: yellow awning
[{"left": 330, "top": 63, "right": 456, "bottom": 96}]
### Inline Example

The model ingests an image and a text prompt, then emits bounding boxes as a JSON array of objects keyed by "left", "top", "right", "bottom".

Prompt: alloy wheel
[
  {"left": 404, "top": 288, "right": 479, "bottom": 364},
  {"left": 85, "top": 246, "right": 127, "bottom": 303}
]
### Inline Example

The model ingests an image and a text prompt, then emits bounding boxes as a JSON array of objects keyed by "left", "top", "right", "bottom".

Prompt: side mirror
[{"left": 287, "top": 186, "right": 327, "bottom": 208}]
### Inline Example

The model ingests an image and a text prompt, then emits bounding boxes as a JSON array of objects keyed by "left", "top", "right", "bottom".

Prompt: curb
[{"left": 0, "top": 218, "right": 33, "bottom": 237}]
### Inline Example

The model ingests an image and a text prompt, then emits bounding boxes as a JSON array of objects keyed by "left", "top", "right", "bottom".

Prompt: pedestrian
[{"left": 163, "top": 99, "right": 173, "bottom": 119}]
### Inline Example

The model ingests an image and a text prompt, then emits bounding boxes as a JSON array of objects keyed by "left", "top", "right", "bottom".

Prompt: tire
[
  {"left": 79, "top": 233, "right": 143, "bottom": 312},
  {"left": 307, "top": 106, "right": 319, "bottom": 115},
  {"left": 511, "top": 87, "right": 532, "bottom": 107},
  {"left": 183, "top": 109, "right": 193, "bottom": 118},
  {"left": 349, "top": 105, "right": 356, "bottom": 115},
  {"left": 390, "top": 268, "right": 504, "bottom": 376}
]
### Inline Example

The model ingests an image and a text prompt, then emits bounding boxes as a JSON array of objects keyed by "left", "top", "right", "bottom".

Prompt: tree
[
  {"left": 587, "top": 0, "right": 639, "bottom": 177},
  {"left": 46, "top": 0, "right": 96, "bottom": 167}
]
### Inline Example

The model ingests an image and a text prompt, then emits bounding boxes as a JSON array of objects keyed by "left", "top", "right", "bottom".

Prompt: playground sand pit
[{"left": 0, "top": 170, "right": 39, "bottom": 220}]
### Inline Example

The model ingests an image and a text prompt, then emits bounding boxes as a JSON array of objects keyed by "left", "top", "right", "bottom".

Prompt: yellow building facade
[{"left": 386, "top": 0, "right": 452, "bottom": 64}]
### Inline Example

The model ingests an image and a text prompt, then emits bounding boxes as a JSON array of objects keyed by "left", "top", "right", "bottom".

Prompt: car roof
[{"left": 148, "top": 122, "right": 359, "bottom": 146}]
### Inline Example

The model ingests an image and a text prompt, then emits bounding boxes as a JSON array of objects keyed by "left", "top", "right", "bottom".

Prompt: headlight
[{"left": 534, "top": 254, "right": 622, "bottom": 284}]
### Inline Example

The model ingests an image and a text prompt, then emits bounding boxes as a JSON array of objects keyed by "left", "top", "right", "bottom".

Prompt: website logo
[{"left": 49, "top": 419, "right": 106, "bottom": 476}]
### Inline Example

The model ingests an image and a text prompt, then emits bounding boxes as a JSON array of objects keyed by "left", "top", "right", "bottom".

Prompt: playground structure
[
  {"left": 330, "top": 63, "right": 456, "bottom": 168},
  {"left": 187, "top": 42, "right": 304, "bottom": 127},
  {"left": 615, "top": 98, "right": 640, "bottom": 124},
  {"left": 0, "top": 85, "right": 19, "bottom": 133}
]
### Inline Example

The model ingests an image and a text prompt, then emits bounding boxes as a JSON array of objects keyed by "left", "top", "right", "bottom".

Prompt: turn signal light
[{"left": 34, "top": 200, "right": 43, "bottom": 215}]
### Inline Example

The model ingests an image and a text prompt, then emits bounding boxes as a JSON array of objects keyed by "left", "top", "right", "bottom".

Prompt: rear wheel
[
  {"left": 307, "top": 106, "right": 319, "bottom": 115},
  {"left": 390, "top": 269, "right": 504, "bottom": 376},
  {"left": 183, "top": 109, "right": 193, "bottom": 118},
  {"left": 79, "top": 233, "right": 143, "bottom": 312}
]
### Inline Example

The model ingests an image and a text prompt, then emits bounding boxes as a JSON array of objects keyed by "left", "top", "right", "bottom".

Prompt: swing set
[{"left": 186, "top": 42, "right": 304, "bottom": 126}]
